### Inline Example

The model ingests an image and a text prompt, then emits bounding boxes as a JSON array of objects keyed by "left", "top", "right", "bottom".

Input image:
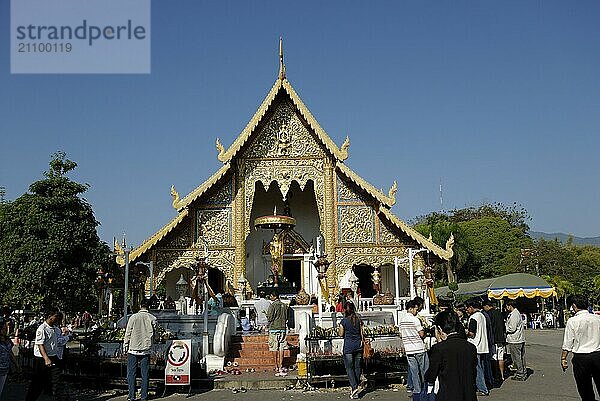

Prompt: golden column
[
  {"left": 233, "top": 161, "right": 247, "bottom": 293},
  {"left": 323, "top": 157, "right": 337, "bottom": 290}
]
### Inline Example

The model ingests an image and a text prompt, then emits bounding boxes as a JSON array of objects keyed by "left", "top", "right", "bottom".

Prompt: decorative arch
[{"left": 242, "top": 160, "right": 325, "bottom": 238}]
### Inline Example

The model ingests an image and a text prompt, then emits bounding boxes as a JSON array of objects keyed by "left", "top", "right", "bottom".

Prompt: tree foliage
[
  {"left": 414, "top": 202, "right": 600, "bottom": 304},
  {"left": 0, "top": 152, "right": 110, "bottom": 312},
  {"left": 414, "top": 202, "right": 533, "bottom": 283}
]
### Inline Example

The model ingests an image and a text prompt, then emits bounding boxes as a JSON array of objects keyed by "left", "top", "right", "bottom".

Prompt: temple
[{"left": 121, "top": 40, "right": 454, "bottom": 308}]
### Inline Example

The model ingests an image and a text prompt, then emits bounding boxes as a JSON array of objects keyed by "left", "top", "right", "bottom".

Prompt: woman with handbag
[{"left": 338, "top": 301, "right": 364, "bottom": 399}]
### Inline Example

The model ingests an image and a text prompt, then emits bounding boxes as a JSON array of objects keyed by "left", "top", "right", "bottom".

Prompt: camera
[{"left": 424, "top": 326, "right": 437, "bottom": 337}]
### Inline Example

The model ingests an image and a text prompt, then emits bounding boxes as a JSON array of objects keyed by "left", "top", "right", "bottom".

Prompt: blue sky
[{"left": 1, "top": 1, "right": 599, "bottom": 247}]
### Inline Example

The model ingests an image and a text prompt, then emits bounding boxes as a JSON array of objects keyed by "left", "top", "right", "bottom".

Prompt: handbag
[{"left": 362, "top": 338, "right": 374, "bottom": 360}]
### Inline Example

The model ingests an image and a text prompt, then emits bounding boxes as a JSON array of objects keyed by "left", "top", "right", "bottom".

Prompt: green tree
[
  {"left": 414, "top": 203, "right": 533, "bottom": 283},
  {"left": 0, "top": 152, "right": 110, "bottom": 312},
  {"left": 450, "top": 202, "right": 530, "bottom": 232},
  {"left": 414, "top": 212, "right": 471, "bottom": 284},
  {"left": 459, "top": 217, "right": 533, "bottom": 278}
]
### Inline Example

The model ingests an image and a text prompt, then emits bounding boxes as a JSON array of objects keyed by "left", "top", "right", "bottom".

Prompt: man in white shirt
[
  {"left": 25, "top": 307, "right": 66, "bottom": 401},
  {"left": 53, "top": 312, "right": 72, "bottom": 364},
  {"left": 400, "top": 300, "right": 428, "bottom": 400},
  {"left": 505, "top": 300, "right": 527, "bottom": 381},
  {"left": 124, "top": 298, "right": 157, "bottom": 401},
  {"left": 254, "top": 291, "right": 272, "bottom": 331},
  {"left": 561, "top": 294, "right": 600, "bottom": 401},
  {"left": 466, "top": 299, "right": 490, "bottom": 395}
]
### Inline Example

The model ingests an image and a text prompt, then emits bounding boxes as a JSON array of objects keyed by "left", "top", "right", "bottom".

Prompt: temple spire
[{"left": 278, "top": 37, "right": 286, "bottom": 80}]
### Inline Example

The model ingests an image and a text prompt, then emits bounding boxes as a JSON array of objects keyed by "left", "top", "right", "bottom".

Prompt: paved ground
[{"left": 2, "top": 329, "right": 597, "bottom": 401}]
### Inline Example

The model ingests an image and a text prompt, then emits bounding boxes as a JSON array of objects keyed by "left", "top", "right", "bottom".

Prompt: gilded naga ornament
[
  {"left": 340, "top": 136, "right": 350, "bottom": 160},
  {"left": 216, "top": 138, "right": 227, "bottom": 162},
  {"left": 170, "top": 185, "right": 181, "bottom": 210},
  {"left": 388, "top": 181, "right": 397, "bottom": 206}
]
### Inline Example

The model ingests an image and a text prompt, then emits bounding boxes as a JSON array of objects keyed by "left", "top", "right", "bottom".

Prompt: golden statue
[{"left": 269, "top": 232, "right": 284, "bottom": 275}]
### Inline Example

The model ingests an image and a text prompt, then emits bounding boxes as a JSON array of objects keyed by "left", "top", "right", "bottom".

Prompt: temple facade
[{"left": 123, "top": 45, "right": 454, "bottom": 303}]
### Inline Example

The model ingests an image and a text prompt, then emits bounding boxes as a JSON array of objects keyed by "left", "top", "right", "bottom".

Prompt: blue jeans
[
  {"left": 483, "top": 352, "right": 494, "bottom": 387},
  {"left": 343, "top": 351, "right": 362, "bottom": 391},
  {"left": 127, "top": 353, "right": 150, "bottom": 400},
  {"left": 407, "top": 352, "right": 429, "bottom": 394},
  {"left": 476, "top": 354, "right": 489, "bottom": 394}
]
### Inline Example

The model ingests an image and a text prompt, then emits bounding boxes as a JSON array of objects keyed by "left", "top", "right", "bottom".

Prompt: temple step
[{"left": 225, "top": 333, "right": 300, "bottom": 369}]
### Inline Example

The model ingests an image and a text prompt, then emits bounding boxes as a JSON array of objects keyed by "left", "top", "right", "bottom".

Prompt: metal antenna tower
[{"left": 439, "top": 178, "right": 444, "bottom": 212}]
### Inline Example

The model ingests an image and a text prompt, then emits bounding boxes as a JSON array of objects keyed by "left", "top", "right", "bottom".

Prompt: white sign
[{"left": 165, "top": 339, "right": 191, "bottom": 385}]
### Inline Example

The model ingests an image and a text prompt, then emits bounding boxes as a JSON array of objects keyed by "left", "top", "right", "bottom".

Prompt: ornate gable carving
[
  {"left": 159, "top": 222, "right": 192, "bottom": 249},
  {"left": 337, "top": 205, "right": 375, "bottom": 244},
  {"left": 242, "top": 100, "right": 325, "bottom": 160},
  {"left": 334, "top": 246, "right": 406, "bottom": 279},
  {"left": 196, "top": 208, "right": 232, "bottom": 246},
  {"left": 193, "top": 180, "right": 233, "bottom": 247},
  {"left": 154, "top": 248, "right": 235, "bottom": 285},
  {"left": 202, "top": 179, "right": 233, "bottom": 206},
  {"left": 379, "top": 215, "right": 404, "bottom": 244},
  {"left": 336, "top": 175, "right": 370, "bottom": 204}
]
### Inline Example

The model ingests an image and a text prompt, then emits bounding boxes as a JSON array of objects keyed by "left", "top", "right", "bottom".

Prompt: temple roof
[
  {"left": 173, "top": 162, "right": 230, "bottom": 211},
  {"left": 215, "top": 78, "right": 349, "bottom": 164},
  {"left": 129, "top": 208, "right": 188, "bottom": 262},
  {"left": 336, "top": 162, "right": 396, "bottom": 208},
  {"left": 378, "top": 207, "right": 453, "bottom": 260},
  {"left": 124, "top": 54, "right": 453, "bottom": 264}
]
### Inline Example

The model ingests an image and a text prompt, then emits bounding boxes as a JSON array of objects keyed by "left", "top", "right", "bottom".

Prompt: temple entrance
[
  {"left": 282, "top": 259, "right": 302, "bottom": 291},
  {"left": 354, "top": 265, "right": 376, "bottom": 298},
  {"left": 246, "top": 180, "right": 321, "bottom": 292},
  {"left": 352, "top": 264, "right": 410, "bottom": 300},
  {"left": 208, "top": 268, "right": 224, "bottom": 294}
]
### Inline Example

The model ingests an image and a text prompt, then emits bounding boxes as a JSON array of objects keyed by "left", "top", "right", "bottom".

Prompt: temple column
[
  {"left": 323, "top": 157, "right": 337, "bottom": 291},
  {"left": 233, "top": 162, "right": 247, "bottom": 296}
]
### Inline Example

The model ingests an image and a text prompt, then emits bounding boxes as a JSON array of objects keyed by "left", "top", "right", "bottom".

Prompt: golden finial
[
  {"left": 113, "top": 236, "right": 125, "bottom": 265},
  {"left": 278, "top": 37, "right": 286, "bottom": 80},
  {"left": 446, "top": 233, "right": 455, "bottom": 251},
  {"left": 216, "top": 138, "right": 227, "bottom": 162},
  {"left": 171, "top": 185, "right": 181, "bottom": 210},
  {"left": 428, "top": 232, "right": 433, "bottom": 242},
  {"left": 388, "top": 181, "right": 397, "bottom": 205},
  {"left": 113, "top": 237, "right": 124, "bottom": 255},
  {"left": 340, "top": 136, "right": 350, "bottom": 160},
  {"left": 445, "top": 232, "right": 455, "bottom": 259}
]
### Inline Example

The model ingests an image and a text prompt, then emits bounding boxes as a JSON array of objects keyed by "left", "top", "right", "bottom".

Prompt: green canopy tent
[{"left": 436, "top": 273, "right": 556, "bottom": 300}]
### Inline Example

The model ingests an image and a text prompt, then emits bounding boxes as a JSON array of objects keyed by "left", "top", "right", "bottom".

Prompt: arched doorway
[
  {"left": 282, "top": 258, "right": 302, "bottom": 290},
  {"left": 352, "top": 264, "right": 411, "bottom": 299},
  {"left": 354, "top": 265, "right": 376, "bottom": 298},
  {"left": 208, "top": 268, "right": 225, "bottom": 294},
  {"left": 163, "top": 267, "right": 195, "bottom": 299}
]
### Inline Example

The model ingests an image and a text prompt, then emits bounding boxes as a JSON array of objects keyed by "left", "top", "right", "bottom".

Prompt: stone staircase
[{"left": 226, "top": 333, "right": 300, "bottom": 370}]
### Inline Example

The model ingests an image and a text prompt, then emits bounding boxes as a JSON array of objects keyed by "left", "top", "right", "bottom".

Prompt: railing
[{"left": 356, "top": 297, "right": 411, "bottom": 312}]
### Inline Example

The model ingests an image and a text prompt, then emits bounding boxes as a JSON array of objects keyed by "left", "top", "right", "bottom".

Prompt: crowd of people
[
  {"left": 0, "top": 290, "right": 598, "bottom": 401},
  {"left": 394, "top": 296, "right": 528, "bottom": 400},
  {"left": 333, "top": 292, "right": 599, "bottom": 401}
]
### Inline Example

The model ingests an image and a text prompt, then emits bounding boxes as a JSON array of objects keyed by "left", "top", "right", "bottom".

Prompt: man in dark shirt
[
  {"left": 484, "top": 299, "right": 507, "bottom": 386},
  {"left": 426, "top": 310, "right": 478, "bottom": 401},
  {"left": 266, "top": 291, "right": 288, "bottom": 376}
]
